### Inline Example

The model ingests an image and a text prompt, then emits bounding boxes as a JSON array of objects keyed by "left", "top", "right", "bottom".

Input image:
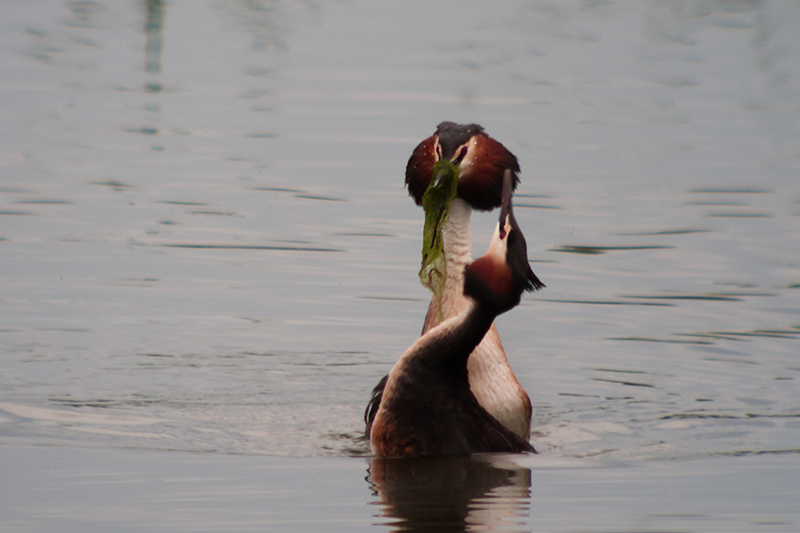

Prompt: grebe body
[
  {"left": 370, "top": 171, "right": 539, "bottom": 457},
  {"left": 366, "top": 122, "right": 541, "bottom": 441}
]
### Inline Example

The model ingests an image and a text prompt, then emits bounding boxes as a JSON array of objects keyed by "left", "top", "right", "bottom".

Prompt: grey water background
[{"left": 1, "top": 0, "right": 799, "bottom": 531}]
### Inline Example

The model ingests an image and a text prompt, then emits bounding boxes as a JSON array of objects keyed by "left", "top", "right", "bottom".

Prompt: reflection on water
[
  {"left": 142, "top": 0, "right": 165, "bottom": 151},
  {"left": 143, "top": 0, "right": 165, "bottom": 75},
  {"left": 368, "top": 455, "right": 530, "bottom": 532}
]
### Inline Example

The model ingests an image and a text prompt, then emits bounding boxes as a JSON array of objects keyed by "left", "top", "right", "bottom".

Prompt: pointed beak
[
  {"left": 429, "top": 157, "right": 450, "bottom": 188},
  {"left": 494, "top": 169, "right": 545, "bottom": 293},
  {"left": 498, "top": 169, "right": 514, "bottom": 238}
]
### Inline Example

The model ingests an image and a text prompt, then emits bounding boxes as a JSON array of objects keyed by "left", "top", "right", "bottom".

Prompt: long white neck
[
  {"left": 441, "top": 198, "right": 473, "bottom": 307},
  {"left": 421, "top": 198, "right": 473, "bottom": 332}
]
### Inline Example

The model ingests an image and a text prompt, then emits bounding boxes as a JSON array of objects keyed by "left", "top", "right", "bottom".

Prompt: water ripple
[
  {"left": 551, "top": 245, "right": 673, "bottom": 255},
  {"left": 157, "top": 243, "right": 344, "bottom": 252}
]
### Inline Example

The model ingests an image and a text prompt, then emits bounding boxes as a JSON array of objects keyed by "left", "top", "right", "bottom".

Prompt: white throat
[
  {"left": 425, "top": 197, "right": 473, "bottom": 324},
  {"left": 443, "top": 198, "right": 473, "bottom": 285}
]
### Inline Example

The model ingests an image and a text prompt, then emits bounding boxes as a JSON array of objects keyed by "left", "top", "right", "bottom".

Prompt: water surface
[{"left": 1, "top": 0, "right": 799, "bottom": 531}]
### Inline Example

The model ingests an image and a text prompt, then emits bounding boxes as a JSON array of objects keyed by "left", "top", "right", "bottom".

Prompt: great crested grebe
[
  {"left": 366, "top": 122, "right": 543, "bottom": 440},
  {"left": 370, "top": 167, "right": 539, "bottom": 457}
]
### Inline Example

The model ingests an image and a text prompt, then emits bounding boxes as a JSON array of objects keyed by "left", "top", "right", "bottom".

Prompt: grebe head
[
  {"left": 464, "top": 171, "right": 544, "bottom": 314},
  {"left": 405, "top": 122, "right": 521, "bottom": 211}
]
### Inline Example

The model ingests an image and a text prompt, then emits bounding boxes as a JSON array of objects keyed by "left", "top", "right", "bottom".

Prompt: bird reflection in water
[{"left": 367, "top": 455, "right": 531, "bottom": 532}]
